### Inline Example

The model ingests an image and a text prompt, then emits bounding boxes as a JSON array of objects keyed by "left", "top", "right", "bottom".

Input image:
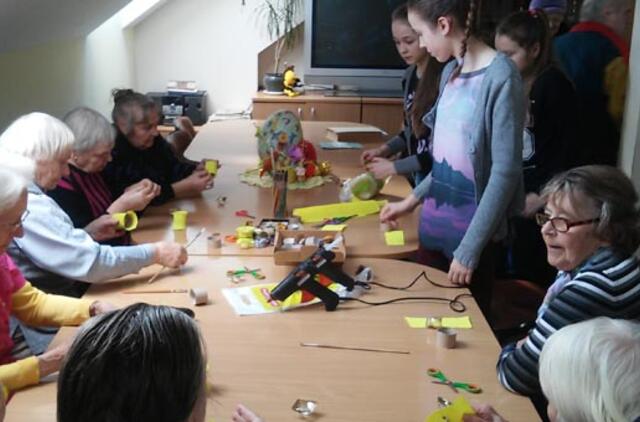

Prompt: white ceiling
[{"left": 0, "top": 0, "right": 131, "bottom": 54}]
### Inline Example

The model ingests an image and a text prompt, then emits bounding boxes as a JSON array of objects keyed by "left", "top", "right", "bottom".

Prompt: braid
[{"left": 452, "top": 0, "right": 478, "bottom": 80}]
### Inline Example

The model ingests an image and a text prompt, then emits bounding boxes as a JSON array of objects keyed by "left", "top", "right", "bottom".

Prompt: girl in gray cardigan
[{"left": 381, "top": 0, "right": 525, "bottom": 318}]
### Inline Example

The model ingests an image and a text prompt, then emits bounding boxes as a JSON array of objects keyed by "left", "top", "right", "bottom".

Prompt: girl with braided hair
[{"left": 380, "top": 0, "right": 525, "bottom": 319}]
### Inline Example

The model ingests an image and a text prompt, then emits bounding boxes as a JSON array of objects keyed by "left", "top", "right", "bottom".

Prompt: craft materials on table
[
  {"left": 385, "top": 230, "right": 405, "bottom": 246},
  {"left": 272, "top": 169, "right": 288, "bottom": 219},
  {"left": 235, "top": 209, "right": 256, "bottom": 219},
  {"left": 300, "top": 342, "right": 410, "bottom": 355},
  {"left": 292, "top": 200, "right": 386, "bottom": 223},
  {"left": 123, "top": 288, "right": 188, "bottom": 294},
  {"left": 216, "top": 196, "right": 227, "bottom": 207},
  {"left": 204, "top": 159, "right": 219, "bottom": 175},
  {"left": 425, "top": 395, "right": 476, "bottom": 422},
  {"left": 148, "top": 228, "right": 206, "bottom": 284},
  {"left": 319, "top": 140, "right": 363, "bottom": 150},
  {"left": 436, "top": 328, "right": 458, "bottom": 349},
  {"left": 340, "top": 172, "right": 387, "bottom": 201},
  {"left": 226, "top": 267, "right": 266, "bottom": 283},
  {"left": 189, "top": 287, "right": 209, "bottom": 305},
  {"left": 171, "top": 210, "right": 189, "bottom": 230},
  {"left": 312, "top": 214, "right": 356, "bottom": 228},
  {"left": 292, "top": 399, "right": 318, "bottom": 417},
  {"left": 321, "top": 224, "right": 347, "bottom": 232},
  {"left": 208, "top": 233, "right": 222, "bottom": 249},
  {"left": 404, "top": 316, "right": 473, "bottom": 329},
  {"left": 427, "top": 368, "right": 482, "bottom": 394}
]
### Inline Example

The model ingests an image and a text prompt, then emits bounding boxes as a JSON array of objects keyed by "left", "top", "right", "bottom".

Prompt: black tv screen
[{"left": 311, "top": 0, "right": 407, "bottom": 70}]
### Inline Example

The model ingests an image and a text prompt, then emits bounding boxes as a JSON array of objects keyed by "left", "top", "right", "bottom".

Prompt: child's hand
[
  {"left": 462, "top": 404, "right": 509, "bottom": 422},
  {"left": 448, "top": 258, "right": 473, "bottom": 286},
  {"left": 232, "top": 404, "right": 263, "bottom": 422},
  {"left": 361, "top": 146, "right": 385, "bottom": 165},
  {"left": 366, "top": 157, "right": 396, "bottom": 179}
]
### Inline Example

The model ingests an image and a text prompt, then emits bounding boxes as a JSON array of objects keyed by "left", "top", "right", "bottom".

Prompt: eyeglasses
[
  {"left": 1, "top": 210, "right": 30, "bottom": 230},
  {"left": 535, "top": 213, "right": 599, "bottom": 233}
]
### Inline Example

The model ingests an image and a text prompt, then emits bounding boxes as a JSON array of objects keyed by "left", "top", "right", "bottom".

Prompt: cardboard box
[
  {"left": 325, "top": 125, "right": 386, "bottom": 143},
  {"left": 273, "top": 230, "right": 346, "bottom": 265}
]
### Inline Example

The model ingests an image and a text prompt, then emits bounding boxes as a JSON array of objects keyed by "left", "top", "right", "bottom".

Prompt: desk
[
  {"left": 132, "top": 120, "right": 421, "bottom": 259},
  {"left": 5, "top": 257, "right": 538, "bottom": 421}
]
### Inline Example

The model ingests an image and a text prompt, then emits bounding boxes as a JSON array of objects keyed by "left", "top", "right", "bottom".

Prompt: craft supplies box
[{"left": 273, "top": 230, "right": 346, "bottom": 265}]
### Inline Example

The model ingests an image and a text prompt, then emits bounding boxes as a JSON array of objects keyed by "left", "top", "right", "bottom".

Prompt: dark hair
[
  {"left": 407, "top": 0, "right": 480, "bottom": 79},
  {"left": 57, "top": 303, "right": 206, "bottom": 422},
  {"left": 111, "top": 88, "right": 157, "bottom": 134},
  {"left": 541, "top": 165, "right": 640, "bottom": 255},
  {"left": 392, "top": 3, "right": 446, "bottom": 138},
  {"left": 496, "top": 9, "right": 553, "bottom": 77}
]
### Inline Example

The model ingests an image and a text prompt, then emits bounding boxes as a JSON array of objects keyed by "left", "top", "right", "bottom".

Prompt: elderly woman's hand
[
  {"left": 109, "top": 179, "right": 160, "bottom": 212},
  {"left": 84, "top": 215, "right": 123, "bottom": 242},
  {"left": 153, "top": 242, "right": 188, "bottom": 268},
  {"left": 448, "top": 258, "right": 473, "bottom": 286},
  {"left": 89, "top": 301, "right": 117, "bottom": 317},
  {"left": 172, "top": 169, "right": 214, "bottom": 198},
  {"left": 462, "top": 404, "right": 509, "bottom": 422},
  {"left": 232, "top": 404, "right": 264, "bottom": 422}
]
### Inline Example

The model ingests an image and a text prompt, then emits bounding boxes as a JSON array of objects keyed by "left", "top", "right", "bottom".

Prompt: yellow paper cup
[
  {"left": 171, "top": 210, "right": 189, "bottom": 230},
  {"left": 112, "top": 211, "right": 138, "bottom": 231},
  {"left": 205, "top": 160, "right": 219, "bottom": 175}
]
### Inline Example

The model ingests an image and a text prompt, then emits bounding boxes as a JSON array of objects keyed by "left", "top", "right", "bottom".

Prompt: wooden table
[
  {"left": 6, "top": 257, "right": 539, "bottom": 421},
  {"left": 133, "top": 120, "right": 421, "bottom": 259}
]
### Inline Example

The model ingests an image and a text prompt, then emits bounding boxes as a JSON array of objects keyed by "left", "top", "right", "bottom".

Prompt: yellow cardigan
[{"left": 0, "top": 282, "right": 92, "bottom": 397}]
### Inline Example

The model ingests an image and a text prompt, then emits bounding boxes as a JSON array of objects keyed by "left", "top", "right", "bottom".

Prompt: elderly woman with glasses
[
  {"left": 496, "top": 165, "right": 640, "bottom": 398},
  {"left": 0, "top": 166, "right": 114, "bottom": 398},
  {"left": 47, "top": 107, "right": 160, "bottom": 246},
  {"left": 0, "top": 112, "right": 187, "bottom": 300}
]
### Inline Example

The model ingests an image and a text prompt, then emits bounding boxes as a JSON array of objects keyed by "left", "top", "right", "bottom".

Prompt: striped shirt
[{"left": 497, "top": 247, "right": 640, "bottom": 396}]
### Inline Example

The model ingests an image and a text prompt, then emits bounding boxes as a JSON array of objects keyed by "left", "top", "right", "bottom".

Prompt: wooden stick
[
  {"left": 148, "top": 228, "right": 206, "bottom": 284},
  {"left": 300, "top": 342, "right": 410, "bottom": 355},
  {"left": 123, "top": 289, "right": 188, "bottom": 294}
]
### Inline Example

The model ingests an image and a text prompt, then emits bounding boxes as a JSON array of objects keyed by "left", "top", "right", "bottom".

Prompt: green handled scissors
[{"left": 427, "top": 368, "right": 482, "bottom": 394}]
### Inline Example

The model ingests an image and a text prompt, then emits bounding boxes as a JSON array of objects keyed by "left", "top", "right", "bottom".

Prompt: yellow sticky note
[
  {"left": 441, "top": 316, "right": 473, "bottom": 329},
  {"left": 385, "top": 230, "right": 405, "bottom": 246},
  {"left": 322, "top": 224, "right": 347, "bottom": 231},
  {"left": 425, "top": 396, "right": 475, "bottom": 422},
  {"left": 405, "top": 317, "right": 428, "bottom": 328}
]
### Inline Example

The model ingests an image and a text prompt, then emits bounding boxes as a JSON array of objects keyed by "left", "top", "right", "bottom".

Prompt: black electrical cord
[{"left": 342, "top": 270, "right": 472, "bottom": 312}]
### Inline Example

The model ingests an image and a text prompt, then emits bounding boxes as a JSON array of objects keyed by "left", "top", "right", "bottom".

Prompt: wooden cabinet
[{"left": 252, "top": 92, "right": 403, "bottom": 136}]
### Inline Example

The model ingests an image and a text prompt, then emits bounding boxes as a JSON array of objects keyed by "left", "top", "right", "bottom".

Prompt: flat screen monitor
[{"left": 303, "top": 0, "right": 407, "bottom": 94}]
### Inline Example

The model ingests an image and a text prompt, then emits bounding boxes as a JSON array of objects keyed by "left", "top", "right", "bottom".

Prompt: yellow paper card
[
  {"left": 292, "top": 200, "right": 386, "bottom": 223},
  {"left": 442, "top": 316, "right": 473, "bottom": 329},
  {"left": 385, "top": 230, "right": 405, "bottom": 246},
  {"left": 322, "top": 224, "right": 347, "bottom": 231},
  {"left": 425, "top": 396, "right": 475, "bottom": 422},
  {"left": 405, "top": 317, "right": 427, "bottom": 328}
]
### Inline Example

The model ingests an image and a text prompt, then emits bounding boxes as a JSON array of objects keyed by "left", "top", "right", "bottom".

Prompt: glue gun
[{"left": 270, "top": 237, "right": 355, "bottom": 311}]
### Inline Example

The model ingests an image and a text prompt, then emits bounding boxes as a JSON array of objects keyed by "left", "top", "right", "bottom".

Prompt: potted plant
[{"left": 257, "top": 0, "right": 302, "bottom": 93}]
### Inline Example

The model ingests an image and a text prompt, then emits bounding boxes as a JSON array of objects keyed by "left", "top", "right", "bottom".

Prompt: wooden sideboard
[{"left": 252, "top": 92, "right": 404, "bottom": 136}]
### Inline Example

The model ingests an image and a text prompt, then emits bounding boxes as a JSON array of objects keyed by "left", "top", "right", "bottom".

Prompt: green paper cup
[
  {"left": 112, "top": 211, "right": 138, "bottom": 231},
  {"left": 205, "top": 160, "right": 219, "bottom": 175}
]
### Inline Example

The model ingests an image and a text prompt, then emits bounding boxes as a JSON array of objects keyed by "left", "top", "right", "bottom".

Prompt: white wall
[
  {"left": 0, "top": 11, "right": 135, "bottom": 130},
  {"left": 133, "top": 0, "right": 304, "bottom": 114}
]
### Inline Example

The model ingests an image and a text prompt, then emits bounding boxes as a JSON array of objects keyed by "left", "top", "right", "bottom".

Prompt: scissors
[
  {"left": 427, "top": 368, "right": 482, "bottom": 394},
  {"left": 313, "top": 215, "right": 357, "bottom": 228},
  {"left": 235, "top": 210, "right": 256, "bottom": 219},
  {"left": 226, "top": 267, "right": 265, "bottom": 283}
]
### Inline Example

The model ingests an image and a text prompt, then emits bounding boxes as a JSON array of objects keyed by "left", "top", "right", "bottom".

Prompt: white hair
[
  {"left": 0, "top": 112, "right": 74, "bottom": 161},
  {"left": 540, "top": 317, "right": 640, "bottom": 422},
  {"left": 0, "top": 167, "right": 32, "bottom": 214},
  {"left": 580, "top": 0, "right": 631, "bottom": 22},
  {"left": 63, "top": 107, "right": 115, "bottom": 153}
]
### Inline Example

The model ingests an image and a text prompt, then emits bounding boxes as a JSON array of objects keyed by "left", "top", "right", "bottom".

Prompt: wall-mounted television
[{"left": 303, "top": 0, "right": 408, "bottom": 94}]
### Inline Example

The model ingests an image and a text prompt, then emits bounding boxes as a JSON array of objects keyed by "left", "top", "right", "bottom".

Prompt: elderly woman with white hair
[
  {"left": 0, "top": 166, "right": 114, "bottom": 398},
  {"left": 466, "top": 317, "right": 640, "bottom": 422},
  {"left": 496, "top": 165, "right": 640, "bottom": 397},
  {"left": 0, "top": 112, "right": 187, "bottom": 299},
  {"left": 47, "top": 107, "right": 160, "bottom": 246}
]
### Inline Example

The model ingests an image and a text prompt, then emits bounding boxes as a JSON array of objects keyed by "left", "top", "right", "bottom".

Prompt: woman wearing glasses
[{"left": 496, "top": 165, "right": 640, "bottom": 398}]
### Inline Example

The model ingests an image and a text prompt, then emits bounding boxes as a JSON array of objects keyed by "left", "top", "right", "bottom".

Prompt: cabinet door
[
  {"left": 305, "top": 102, "right": 361, "bottom": 122},
  {"left": 252, "top": 101, "right": 305, "bottom": 120},
  {"left": 361, "top": 101, "right": 404, "bottom": 136}
]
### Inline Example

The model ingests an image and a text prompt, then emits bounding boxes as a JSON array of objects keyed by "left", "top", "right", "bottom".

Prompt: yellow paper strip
[
  {"left": 321, "top": 224, "right": 347, "bottom": 231},
  {"left": 385, "top": 230, "right": 405, "bottom": 246},
  {"left": 405, "top": 317, "right": 427, "bottom": 328},
  {"left": 292, "top": 200, "right": 386, "bottom": 223},
  {"left": 442, "top": 316, "right": 473, "bottom": 329}
]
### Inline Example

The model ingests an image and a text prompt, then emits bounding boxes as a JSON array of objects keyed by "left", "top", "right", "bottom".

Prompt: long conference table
[{"left": 6, "top": 120, "right": 539, "bottom": 421}]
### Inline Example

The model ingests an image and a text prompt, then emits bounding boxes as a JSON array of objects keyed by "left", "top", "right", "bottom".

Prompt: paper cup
[
  {"left": 189, "top": 288, "right": 209, "bottom": 306},
  {"left": 113, "top": 211, "right": 138, "bottom": 231},
  {"left": 171, "top": 210, "right": 189, "bottom": 230},
  {"left": 436, "top": 328, "right": 457, "bottom": 349},
  {"left": 205, "top": 160, "right": 219, "bottom": 175}
]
